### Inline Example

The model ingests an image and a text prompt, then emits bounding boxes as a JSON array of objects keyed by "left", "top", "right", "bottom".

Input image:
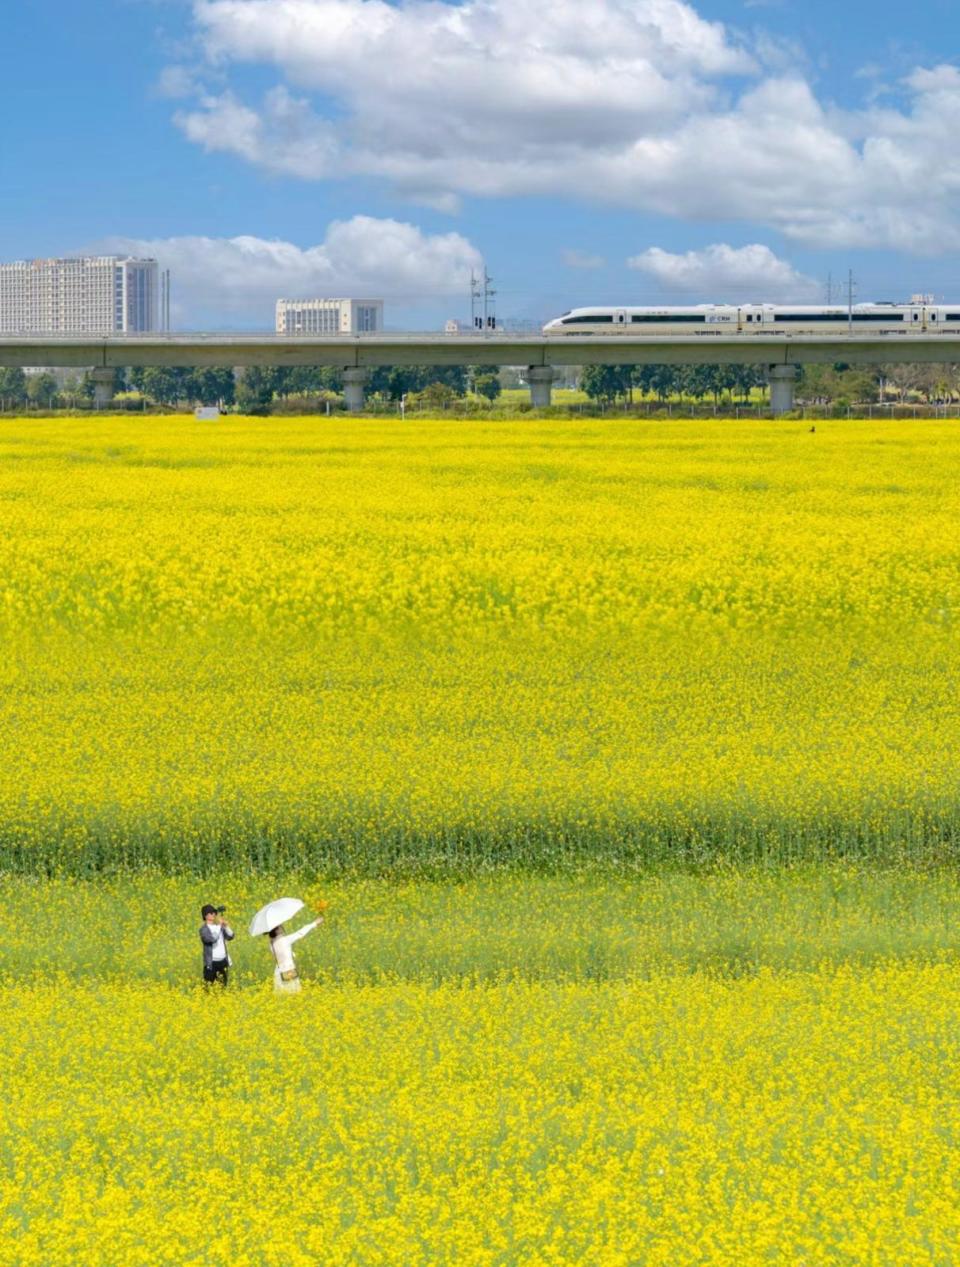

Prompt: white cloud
[
  {"left": 628, "top": 243, "right": 819, "bottom": 300},
  {"left": 176, "top": 87, "right": 340, "bottom": 178},
  {"left": 154, "top": 65, "right": 203, "bottom": 100},
  {"left": 179, "top": 0, "right": 753, "bottom": 202},
  {"left": 562, "top": 249, "right": 605, "bottom": 269},
  {"left": 170, "top": 0, "right": 960, "bottom": 254},
  {"left": 95, "top": 217, "right": 483, "bottom": 326}
]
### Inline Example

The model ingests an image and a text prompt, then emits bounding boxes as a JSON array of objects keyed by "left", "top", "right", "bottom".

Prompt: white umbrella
[{"left": 249, "top": 897, "right": 304, "bottom": 937}]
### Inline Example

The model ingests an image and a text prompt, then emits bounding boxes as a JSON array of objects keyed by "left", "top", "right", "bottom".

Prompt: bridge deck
[{"left": 1, "top": 332, "right": 959, "bottom": 369}]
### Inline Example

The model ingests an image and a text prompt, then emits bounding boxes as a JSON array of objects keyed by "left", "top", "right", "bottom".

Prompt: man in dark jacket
[{"left": 199, "top": 904, "right": 235, "bottom": 987}]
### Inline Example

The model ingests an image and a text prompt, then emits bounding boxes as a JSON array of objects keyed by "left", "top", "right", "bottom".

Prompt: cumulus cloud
[
  {"left": 164, "top": 0, "right": 960, "bottom": 254},
  {"left": 628, "top": 243, "right": 819, "bottom": 300},
  {"left": 175, "top": 0, "right": 753, "bottom": 201},
  {"left": 176, "top": 87, "right": 340, "bottom": 178},
  {"left": 96, "top": 216, "right": 482, "bottom": 327}
]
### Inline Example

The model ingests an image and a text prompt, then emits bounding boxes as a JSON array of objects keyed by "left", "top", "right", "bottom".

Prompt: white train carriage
[{"left": 543, "top": 303, "right": 960, "bottom": 336}]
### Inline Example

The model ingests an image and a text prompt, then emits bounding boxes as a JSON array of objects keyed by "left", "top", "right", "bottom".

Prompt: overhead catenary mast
[{"left": 470, "top": 267, "right": 496, "bottom": 331}]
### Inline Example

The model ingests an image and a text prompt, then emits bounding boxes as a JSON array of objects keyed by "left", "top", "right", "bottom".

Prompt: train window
[
  {"left": 852, "top": 313, "right": 904, "bottom": 321},
  {"left": 948, "top": 314, "right": 960, "bottom": 321},
  {"left": 562, "top": 314, "right": 614, "bottom": 323},
  {"left": 631, "top": 314, "right": 706, "bottom": 323},
  {"left": 931, "top": 312, "right": 937, "bottom": 321}
]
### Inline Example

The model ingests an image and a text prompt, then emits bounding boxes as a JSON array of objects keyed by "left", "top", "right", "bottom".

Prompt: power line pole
[
  {"left": 470, "top": 267, "right": 496, "bottom": 331},
  {"left": 847, "top": 268, "right": 856, "bottom": 336},
  {"left": 470, "top": 271, "right": 481, "bottom": 331},
  {"left": 825, "top": 272, "right": 834, "bottom": 305},
  {"left": 482, "top": 267, "right": 495, "bottom": 331}
]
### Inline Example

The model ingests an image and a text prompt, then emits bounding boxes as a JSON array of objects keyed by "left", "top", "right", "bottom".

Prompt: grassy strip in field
[{"left": 3, "top": 868, "right": 960, "bottom": 986}]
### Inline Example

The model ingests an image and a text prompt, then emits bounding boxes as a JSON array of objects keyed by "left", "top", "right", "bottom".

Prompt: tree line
[
  {"left": 233, "top": 364, "right": 503, "bottom": 409},
  {"left": 578, "top": 363, "right": 768, "bottom": 403},
  {"left": 0, "top": 364, "right": 505, "bottom": 410},
  {"left": 2, "top": 360, "right": 960, "bottom": 411}
]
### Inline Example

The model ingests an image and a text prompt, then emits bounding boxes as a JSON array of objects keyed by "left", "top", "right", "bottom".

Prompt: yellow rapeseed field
[
  {"left": 3, "top": 867, "right": 960, "bottom": 1263},
  {"left": 4, "top": 965, "right": 960, "bottom": 1266},
  {"left": 3, "top": 416, "right": 960, "bottom": 1263},
  {"left": 0, "top": 414, "right": 958, "bottom": 868}
]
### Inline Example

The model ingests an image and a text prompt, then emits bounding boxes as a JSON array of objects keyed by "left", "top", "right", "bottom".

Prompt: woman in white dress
[{"left": 268, "top": 914, "right": 323, "bottom": 993}]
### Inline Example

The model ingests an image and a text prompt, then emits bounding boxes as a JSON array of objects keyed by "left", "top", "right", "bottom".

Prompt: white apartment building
[
  {"left": 276, "top": 297, "right": 384, "bottom": 334},
  {"left": 0, "top": 256, "right": 160, "bottom": 334}
]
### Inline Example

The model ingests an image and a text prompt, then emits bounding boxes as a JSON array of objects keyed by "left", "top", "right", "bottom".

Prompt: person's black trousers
[{"left": 204, "top": 960, "right": 229, "bottom": 986}]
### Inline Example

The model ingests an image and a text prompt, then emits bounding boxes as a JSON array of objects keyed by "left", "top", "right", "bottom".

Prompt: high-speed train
[{"left": 543, "top": 303, "right": 960, "bottom": 336}]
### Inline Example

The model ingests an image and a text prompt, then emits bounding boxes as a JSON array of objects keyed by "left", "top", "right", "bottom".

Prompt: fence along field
[{"left": 0, "top": 414, "right": 959, "bottom": 873}]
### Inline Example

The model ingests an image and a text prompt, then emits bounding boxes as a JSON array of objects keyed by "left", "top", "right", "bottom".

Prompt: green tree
[
  {"left": 367, "top": 365, "right": 469, "bottom": 401},
  {"left": 236, "top": 366, "right": 275, "bottom": 411},
  {"left": 268, "top": 367, "right": 294, "bottom": 399},
  {"left": 139, "top": 367, "right": 188, "bottom": 406},
  {"left": 286, "top": 366, "right": 340, "bottom": 396},
  {"left": 413, "top": 382, "right": 458, "bottom": 410},
  {"left": 184, "top": 367, "right": 236, "bottom": 406},
  {"left": 633, "top": 364, "right": 663, "bottom": 399},
  {"left": 473, "top": 373, "right": 501, "bottom": 402},
  {"left": 367, "top": 366, "right": 393, "bottom": 398},
  {"left": 430, "top": 365, "right": 468, "bottom": 396},
  {"left": 731, "top": 364, "right": 764, "bottom": 403},
  {"left": 710, "top": 365, "right": 738, "bottom": 404},
  {"left": 369, "top": 366, "right": 428, "bottom": 400},
  {"left": 0, "top": 368, "right": 27, "bottom": 409},
  {"left": 580, "top": 364, "right": 633, "bottom": 402},
  {"left": 646, "top": 365, "right": 682, "bottom": 402},
  {"left": 679, "top": 365, "right": 717, "bottom": 402},
  {"left": 26, "top": 372, "right": 58, "bottom": 407}
]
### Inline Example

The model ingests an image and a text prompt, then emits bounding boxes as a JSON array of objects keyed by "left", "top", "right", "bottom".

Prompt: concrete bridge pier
[
  {"left": 90, "top": 367, "right": 116, "bottom": 409},
  {"left": 768, "top": 364, "right": 799, "bottom": 416},
  {"left": 527, "top": 366, "right": 555, "bottom": 408},
  {"left": 342, "top": 367, "right": 368, "bottom": 412}
]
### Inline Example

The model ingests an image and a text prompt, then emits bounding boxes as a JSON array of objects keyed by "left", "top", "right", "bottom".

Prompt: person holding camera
[{"left": 200, "top": 904, "right": 235, "bottom": 987}]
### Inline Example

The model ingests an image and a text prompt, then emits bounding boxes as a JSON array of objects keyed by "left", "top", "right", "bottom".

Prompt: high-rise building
[
  {"left": 0, "top": 256, "right": 161, "bottom": 334},
  {"left": 276, "top": 298, "right": 383, "bottom": 335}
]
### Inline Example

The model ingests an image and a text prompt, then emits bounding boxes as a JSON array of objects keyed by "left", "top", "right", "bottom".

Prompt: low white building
[{"left": 276, "top": 298, "right": 383, "bottom": 335}]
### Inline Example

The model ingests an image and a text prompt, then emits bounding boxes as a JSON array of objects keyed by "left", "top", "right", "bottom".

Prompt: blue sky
[{"left": 3, "top": 0, "right": 960, "bottom": 328}]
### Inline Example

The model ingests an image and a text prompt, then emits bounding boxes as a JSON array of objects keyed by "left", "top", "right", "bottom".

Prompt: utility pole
[
  {"left": 847, "top": 269, "right": 856, "bottom": 336},
  {"left": 482, "top": 267, "right": 495, "bottom": 331},
  {"left": 471, "top": 267, "right": 496, "bottom": 331},
  {"left": 825, "top": 273, "right": 834, "bottom": 305}
]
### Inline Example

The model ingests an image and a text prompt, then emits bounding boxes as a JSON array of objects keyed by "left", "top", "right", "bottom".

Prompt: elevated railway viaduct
[{"left": 3, "top": 333, "right": 960, "bottom": 413}]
